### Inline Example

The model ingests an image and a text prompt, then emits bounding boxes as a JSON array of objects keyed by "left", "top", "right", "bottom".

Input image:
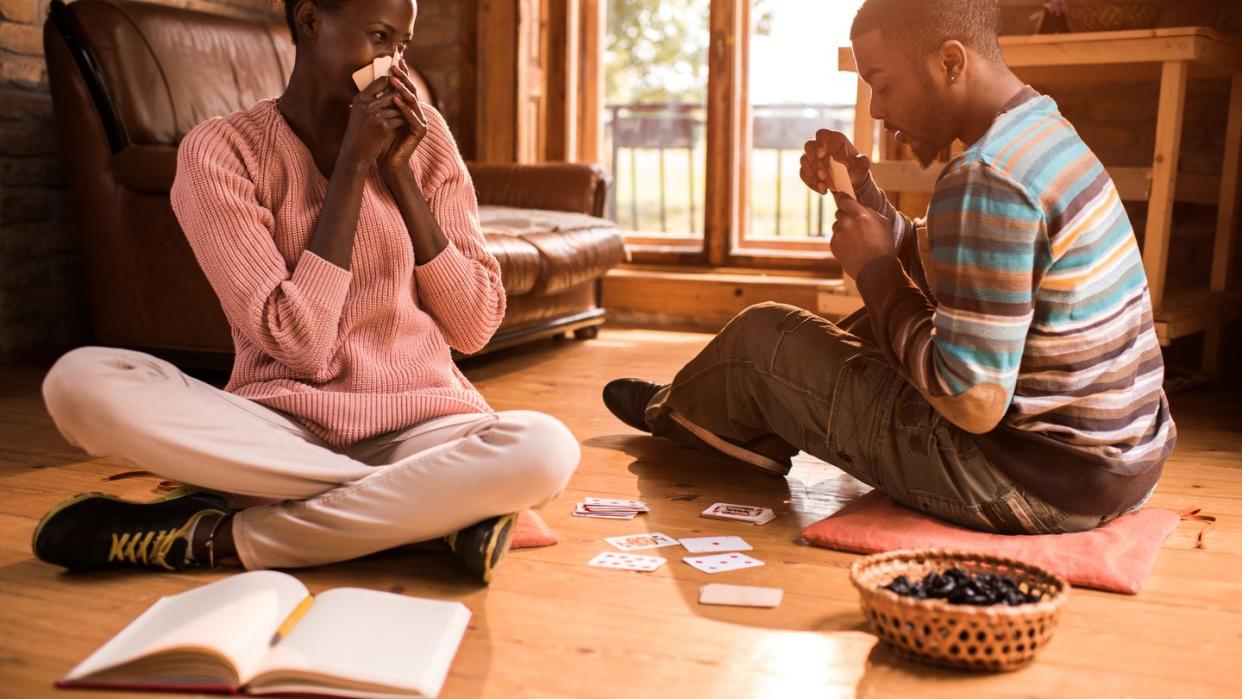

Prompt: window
[
  {"left": 740, "top": 0, "right": 866, "bottom": 256},
  {"left": 600, "top": 0, "right": 867, "bottom": 268},
  {"left": 604, "top": 0, "right": 710, "bottom": 251}
]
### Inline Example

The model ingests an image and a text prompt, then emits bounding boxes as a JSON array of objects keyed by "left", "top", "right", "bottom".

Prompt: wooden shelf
[
  {"left": 1153, "top": 289, "right": 1242, "bottom": 345},
  {"left": 838, "top": 27, "right": 1242, "bottom": 79}
]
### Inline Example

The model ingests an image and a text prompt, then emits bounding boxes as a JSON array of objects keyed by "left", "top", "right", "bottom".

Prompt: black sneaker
[
  {"left": 602, "top": 378, "right": 664, "bottom": 433},
  {"left": 32, "top": 491, "right": 229, "bottom": 572},
  {"left": 443, "top": 512, "right": 518, "bottom": 584}
]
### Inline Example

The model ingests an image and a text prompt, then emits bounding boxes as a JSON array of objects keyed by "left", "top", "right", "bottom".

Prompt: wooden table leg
[
  {"left": 1143, "top": 60, "right": 1189, "bottom": 315},
  {"left": 1203, "top": 72, "right": 1242, "bottom": 373}
]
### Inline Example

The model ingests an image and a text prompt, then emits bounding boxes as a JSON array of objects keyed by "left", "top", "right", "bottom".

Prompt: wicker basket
[
  {"left": 1068, "top": 0, "right": 1162, "bottom": 32},
  {"left": 850, "top": 549, "right": 1069, "bottom": 672}
]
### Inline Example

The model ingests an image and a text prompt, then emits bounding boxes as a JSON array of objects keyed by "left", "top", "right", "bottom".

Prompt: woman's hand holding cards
[
  {"left": 339, "top": 78, "right": 404, "bottom": 168},
  {"left": 380, "top": 55, "right": 430, "bottom": 181}
]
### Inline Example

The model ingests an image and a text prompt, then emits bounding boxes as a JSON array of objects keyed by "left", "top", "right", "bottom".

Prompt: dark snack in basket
[{"left": 882, "top": 567, "right": 1042, "bottom": 606}]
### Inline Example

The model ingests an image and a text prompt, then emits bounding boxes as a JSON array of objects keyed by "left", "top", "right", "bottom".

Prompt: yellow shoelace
[{"left": 108, "top": 527, "right": 185, "bottom": 570}]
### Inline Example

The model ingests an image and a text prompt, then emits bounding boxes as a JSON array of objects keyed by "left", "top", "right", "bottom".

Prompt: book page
[
  {"left": 249, "top": 588, "right": 471, "bottom": 698},
  {"left": 64, "top": 570, "right": 308, "bottom": 687}
]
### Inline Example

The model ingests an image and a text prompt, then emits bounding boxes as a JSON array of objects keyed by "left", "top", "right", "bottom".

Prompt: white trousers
[{"left": 41, "top": 347, "right": 580, "bottom": 569}]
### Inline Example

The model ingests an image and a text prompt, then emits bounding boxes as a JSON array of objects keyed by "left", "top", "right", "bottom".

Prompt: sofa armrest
[
  {"left": 111, "top": 144, "right": 178, "bottom": 194},
  {"left": 466, "top": 162, "right": 613, "bottom": 218}
]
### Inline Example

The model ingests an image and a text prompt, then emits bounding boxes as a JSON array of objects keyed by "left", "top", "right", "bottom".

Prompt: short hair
[
  {"left": 850, "top": 0, "right": 1004, "bottom": 63},
  {"left": 283, "top": 0, "right": 345, "bottom": 44}
]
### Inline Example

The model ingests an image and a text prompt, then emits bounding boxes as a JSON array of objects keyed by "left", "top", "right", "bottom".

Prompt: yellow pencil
[{"left": 269, "top": 595, "right": 314, "bottom": 647}]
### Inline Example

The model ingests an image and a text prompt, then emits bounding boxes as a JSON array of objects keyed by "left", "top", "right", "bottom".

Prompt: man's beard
[
  {"left": 909, "top": 73, "right": 952, "bottom": 168},
  {"left": 909, "top": 110, "right": 951, "bottom": 168},
  {"left": 912, "top": 140, "right": 942, "bottom": 168}
]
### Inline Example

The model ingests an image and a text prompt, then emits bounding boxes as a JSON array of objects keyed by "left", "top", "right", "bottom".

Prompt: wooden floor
[{"left": 1, "top": 328, "right": 1240, "bottom": 698}]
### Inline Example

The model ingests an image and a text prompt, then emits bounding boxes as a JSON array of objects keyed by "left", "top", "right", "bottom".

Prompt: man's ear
[
  {"left": 939, "top": 40, "right": 967, "bottom": 85},
  {"left": 293, "top": 0, "right": 322, "bottom": 42}
]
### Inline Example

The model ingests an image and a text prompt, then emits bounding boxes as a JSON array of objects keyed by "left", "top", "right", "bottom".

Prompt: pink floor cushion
[
  {"left": 512, "top": 510, "right": 559, "bottom": 549},
  {"left": 802, "top": 492, "right": 1181, "bottom": 594}
]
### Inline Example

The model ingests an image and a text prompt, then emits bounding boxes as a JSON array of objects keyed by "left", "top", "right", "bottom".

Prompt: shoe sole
[
  {"left": 479, "top": 512, "right": 518, "bottom": 585},
  {"left": 30, "top": 489, "right": 217, "bottom": 561},
  {"left": 669, "top": 412, "right": 791, "bottom": 477}
]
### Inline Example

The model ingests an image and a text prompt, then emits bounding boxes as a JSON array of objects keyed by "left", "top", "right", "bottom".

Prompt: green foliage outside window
[{"left": 606, "top": 0, "right": 775, "bottom": 104}]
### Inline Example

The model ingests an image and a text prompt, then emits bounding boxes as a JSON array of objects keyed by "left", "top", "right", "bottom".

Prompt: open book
[{"left": 58, "top": 571, "right": 471, "bottom": 698}]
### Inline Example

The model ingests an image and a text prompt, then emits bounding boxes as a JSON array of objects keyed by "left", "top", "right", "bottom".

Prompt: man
[{"left": 602, "top": 0, "right": 1174, "bottom": 534}]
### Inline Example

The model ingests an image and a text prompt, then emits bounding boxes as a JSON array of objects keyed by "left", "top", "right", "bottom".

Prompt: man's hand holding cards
[{"left": 799, "top": 128, "right": 868, "bottom": 199}]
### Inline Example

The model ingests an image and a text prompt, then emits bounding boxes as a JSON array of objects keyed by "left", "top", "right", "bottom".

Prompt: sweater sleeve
[
  {"left": 854, "top": 161, "right": 1048, "bottom": 434},
  {"left": 171, "top": 119, "right": 351, "bottom": 376},
  {"left": 412, "top": 108, "right": 507, "bottom": 354},
  {"left": 856, "top": 173, "right": 917, "bottom": 253}
]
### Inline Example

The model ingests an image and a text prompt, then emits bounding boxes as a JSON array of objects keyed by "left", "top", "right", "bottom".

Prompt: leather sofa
[{"left": 43, "top": 0, "right": 627, "bottom": 369}]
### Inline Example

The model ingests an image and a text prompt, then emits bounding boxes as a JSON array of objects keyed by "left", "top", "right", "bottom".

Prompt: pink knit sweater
[{"left": 171, "top": 98, "right": 505, "bottom": 447}]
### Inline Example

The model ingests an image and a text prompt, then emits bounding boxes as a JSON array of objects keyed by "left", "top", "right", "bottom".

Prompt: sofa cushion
[
  {"left": 483, "top": 232, "right": 542, "bottom": 296},
  {"left": 66, "top": 0, "right": 294, "bottom": 148},
  {"left": 478, "top": 206, "right": 628, "bottom": 296},
  {"left": 469, "top": 162, "right": 609, "bottom": 216}
]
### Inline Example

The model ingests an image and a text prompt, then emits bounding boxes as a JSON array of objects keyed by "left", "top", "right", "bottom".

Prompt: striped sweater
[
  {"left": 171, "top": 98, "right": 504, "bottom": 447},
  {"left": 854, "top": 87, "right": 1174, "bottom": 514}
]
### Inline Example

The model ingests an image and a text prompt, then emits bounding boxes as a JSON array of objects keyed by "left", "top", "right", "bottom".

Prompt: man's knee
[{"left": 735, "top": 302, "right": 802, "bottom": 332}]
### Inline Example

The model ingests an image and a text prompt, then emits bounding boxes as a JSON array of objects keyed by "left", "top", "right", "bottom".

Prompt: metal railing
[{"left": 605, "top": 102, "right": 853, "bottom": 238}]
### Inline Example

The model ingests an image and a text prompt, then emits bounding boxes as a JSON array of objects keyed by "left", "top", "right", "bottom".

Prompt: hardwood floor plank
[{"left": 1, "top": 331, "right": 1239, "bottom": 698}]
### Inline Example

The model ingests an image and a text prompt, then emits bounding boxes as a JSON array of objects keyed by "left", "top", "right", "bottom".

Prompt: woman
[{"left": 32, "top": 0, "right": 580, "bottom": 584}]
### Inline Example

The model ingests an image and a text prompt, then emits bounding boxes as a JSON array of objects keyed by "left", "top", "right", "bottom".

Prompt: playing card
[
  {"left": 679, "top": 536, "right": 752, "bottom": 554},
  {"left": 573, "top": 504, "right": 636, "bottom": 520},
  {"left": 373, "top": 55, "right": 394, "bottom": 80},
  {"left": 827, "top": 157, "right": 855, "bottom": 199},
  {"left": 351, "top": 62, "right": 375, "bottom": 91},
  {"left": 606, "top": 532, "right": 679, "bottom": 551},
  {"left": 683, "top": 553, "right": 765, "bottom": 574},
  {"left": 701, "top": 503, "right": 777, "bottom": 525},
  {"left": 351, "top": 54, "right": 396, "bottom": 92},
  {"left": 699, "top": 583, "right": 783, "bottom": 608},
  {"left": 587, "top": 552, "right": 666, "bottom": 572},
  {"left": 584, "top": 497, "right": 648, "bottom": 512}
]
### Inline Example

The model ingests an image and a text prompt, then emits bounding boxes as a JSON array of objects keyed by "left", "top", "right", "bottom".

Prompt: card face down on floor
[
  {"left": 575, "top": 497, "right": 649, "bottom": 520},
  {"left": 683, "top": 553, "right": 765, "bottom": 574},
  {"left": 606, "top": 533, "right": 679, "bottom": 551},
  {"left": 584, "top": 497, "right": 649, "bottom": 512},
  {"left": 588, "top": 552, "right": 666, "bottom": 572},
  {"left": 701, "top": 503, "right": 777, "bottom": 525},
  {"left": 699, "top": 583, "right": 783, "bottom": 608},
  {"left": 679, "top": 536, "right": 752, "bottom": 554},
  {"left": 573, "top": 505, "right": 636, "bottom": 520}
]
